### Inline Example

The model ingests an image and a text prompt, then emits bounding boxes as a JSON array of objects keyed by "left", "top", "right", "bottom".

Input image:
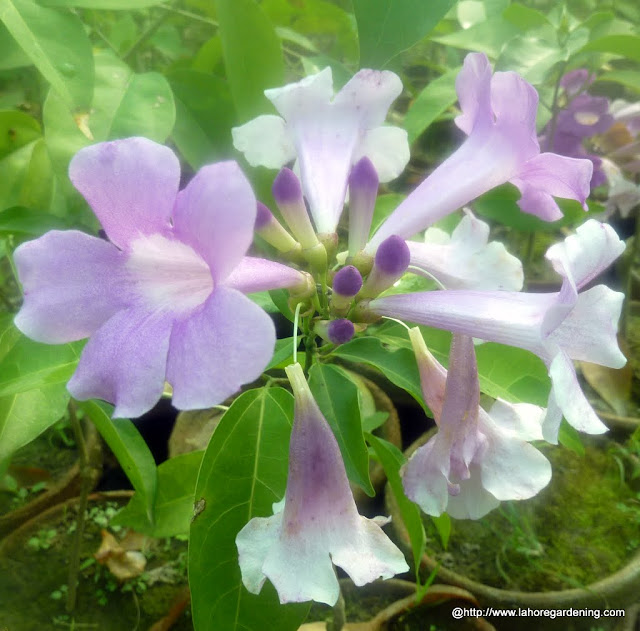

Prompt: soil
[
  {"left": 422, "top": 441, "right": 640, "bottom": 593},
  {"left": 0, "top": 494, "right": 192, "bottom": 630},
  {"left": 0, "top": 423, "right": 79, "bottom": 515}
]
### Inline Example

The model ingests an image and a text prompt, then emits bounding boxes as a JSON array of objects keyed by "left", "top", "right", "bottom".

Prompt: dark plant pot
[
  {"left": 0, "top": 419, "right": 102, "bottom": 538},
  {"left": 385, "top": 433, "right": 640, "bottom": 629}
]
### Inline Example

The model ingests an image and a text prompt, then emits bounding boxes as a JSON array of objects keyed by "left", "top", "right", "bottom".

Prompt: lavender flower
[
  {"left": 369, "top": 220, "right": 626, "bottom": 443},
  {"left": 14, "top": 138, "right": 307, "bottom": 418},
  {"left": 236, "top": 362, "right": 408, "bottom": 605},
  {"left": 404, "top": 331, "right": 551, "bottom": 519},
  {"left": 367, "top": 53, "right": 592, "bottom": 251},
  {"left": 232, "top": 67, "right": 409, "bottom": 234}
]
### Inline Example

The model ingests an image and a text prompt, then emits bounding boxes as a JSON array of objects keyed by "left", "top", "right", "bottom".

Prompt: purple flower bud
[
  {"left": 374, "top": 235, "right": 410, "bottom": 276},
  {"left": 348, "top": 157, "right": 379, "bottom": 257},
  {"left": 255, "top": 202, "right": 273, "bottom": 229},
  {"left": 560, "top": 69, "right": 595, "bottom": 97},
  {"left": 272, "top": 168, "right": 319, "bottom": 250},
  {"left": 333, "top": 265, "right": 363, "bottom": 297},
  {"left": 273, "top": 167, "right": 303, "bottom": 205},
  {"left": 328, "top": 319, "right": 355, "bottom": 345}
]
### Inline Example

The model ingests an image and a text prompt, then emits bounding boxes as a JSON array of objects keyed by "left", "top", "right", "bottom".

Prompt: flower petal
[
  {"left": 547, "top": 351, "right": 608, "bottom": 438},
  {"left": 236, "top": 513, "right": 283, "bottom": 595},
  {"left": 231, "top": 115, "right": 296, "bottom": 169},
  {"left": 409, "top": 212, "right": 524, "bottom": 290},
  {"left": 332, "top": 69, "right": 403, "bottom": 128},
  {"left": 262, "top": 527, "right": 340, "bottom": 605},
  {"left": 510, "top": 153, "right": 593, "bottom": 220},
  {"left": 445, "top": 466, "right": 500, "bottom": 520},
  {"left": 69, "top": 138, "right": 179, "bottom": 250},
  {"left": 224, "top": 257, "right": 307, "bottom": 294},
  {"left": 402, "top": 435, "right": 450, "bottom": 516},
  {"left": 329, "top": 516, "right": 409, "bottom": 586},
  {"left": 487, "top": 400, "right": 545, "bottom": 441},
  {"left": 454, "top": 52, "right": 493, "bottom": 135},
  {"left": 67, "top": 307, "right": 173, "bottom": 418},
  {"left": 478, "top": 417, "right": 551, "bottom": 501},
  {"left": 265, "top": 67, "right": 334, "bottom": 119},
  {"left": 547, "top": 284, "right": 625, "bottom": 367},
  {"left": 14, "top": 230, "right": 130, "bottom": 343},
  {"left": 172, "top": 161, "right": 256, "bottom": 284},
  {"left": 545, "top": 219, "right": 626, "bottom": 291},
  {"left": 353, "top": 126, "right": 409, "bottom": 182},
  {"left": 166, "top": 287, "right": 275, "bottom": 409}
]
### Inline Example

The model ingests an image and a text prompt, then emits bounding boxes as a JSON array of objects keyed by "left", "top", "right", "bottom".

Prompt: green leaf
[
  {"left": 308, "top": 364, "right": 373, "bottom": 496},
  {"left": 596, "top": 69, "right": 640, "bottom": 93},
  {"left": 44, "top": 49, "right": 175, "bottom": 188},
  {"left": 169, "top": 70, "right": 235, "bottom": 170},
  {"left": 581, "top": 34, "right": 640, "bottom": 62},
  {"left": 474, "top": 343, "right": 550, "bottom": 406},
  {"left": 332, "top": 336, "right": 425, "bottom": 410},
  {"left": 430, "top": 512, "right": 451, "bottom": 550},
  {"left": 367, "top": 434, "right": 424, "bottom": 579},
  {"left": 79, "top": 399, "right": 157, "bottom": 524},
  {"left": 557, "top": 419, "right": 584, "bottom": 456},
  {"left": 353, "top": 0, "right": 456, "bottom": 68},
  {"left": 0, "top": 314, "right": 81, "bottom": 461},
  {"left": 0, "top": 0, "right": 93, "bottom": 109},
  {"left": 189, "top": 387, "right": 309, "bottom": 631},
  {"left": 0, "top": 110, "right": 42, "bottom": 208},
  {"left": 113, "top": 451, "right": 202, "bottom": 537},
  {"left": 404, "top": 67, "right": 459, "bottom": 145},
  {"left": 215, "top": 0, "right": 284, "bottom": 120},
  {"left": 268, "top": 288, "right": 294, "bottom": 322},
  {"left": 502, "top": 3, "right": 550, "bottom": 30},
  {"left": 0, "top": 21, "right": 30, "bottom": 69},
  {"left": 39, "top": 0, "right": 166, "bottom": 7},
  {"left": 0, "top": 207, "right": 68, "bottom": 241},
  {"left": 432, "top": 16, "right": 522, "bottom": 57},
  {"left": 266, "top": 337, "right": 294, "bottom": 370}
]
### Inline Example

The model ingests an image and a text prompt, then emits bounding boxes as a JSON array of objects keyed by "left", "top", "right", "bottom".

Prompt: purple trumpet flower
[
  {"left": 14, "top": 138, "right": 308, "bottom": 418},
  {"left": 367, "top": 53, "right": 593, "bottom": 251},
  {"left": 369, "top": 220, "right": 626, "bottom": 443},
  {"left": 232, "top": 67, "right": 409, "bottom": 235},
  {"left": 236, "top": 362, "right": 408, "bottom": 605},
  {"left": 404, "top": 330, "right": 551, "bottom": 519}
]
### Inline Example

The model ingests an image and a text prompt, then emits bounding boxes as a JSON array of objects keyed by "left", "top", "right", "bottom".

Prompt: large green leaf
[
  {"left": 44, "top": 49, "right": 175, "bottom": 190},
  {"left": 332, "top": 336, "right": 425, "bottom": 410},
  {"left": 404, "top": 67, "right": 459, "bottom": 145},
  {"left": 0, "top": 0, "right": 93, "bottom": 109},
  {"left": 215, "top": 0, "right": 284, "bottom": 120},
  {"left": 0, "top": 314, "right": 82, "bottom": 461},
  {"left": 189, "top": 387, "right": 309, "bottom": 631},
  {"left": 0, "top": 21, "right": 29, "bottom": 69},
  {"left": 367, "top": 434, "right": 423, "bottom": 578},
  {"left": 168, "top": 69, "right": 235, "bottom": 169},
  {"left": 582, "top": 34, "right": 640, "bottom": 62},
  {"left": 308, "top": 363, "right": 373, "bottom": 496},
  {"left": 113, "top": 451, "right": 201, "bottom": 537},
  {"left": 79, "top": 399, "right": 157, "bottom": 524},
  {"left": 353, "top": 0, "right": 456, "bottom": 68}
]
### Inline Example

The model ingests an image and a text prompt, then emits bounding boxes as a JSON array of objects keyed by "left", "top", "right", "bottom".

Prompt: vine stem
[{"left": 66, "top": 402, "right": 93, "bottom": 613}]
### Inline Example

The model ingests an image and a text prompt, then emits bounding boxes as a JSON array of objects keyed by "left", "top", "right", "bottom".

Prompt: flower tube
[
  {"left": 236, "top": 362, "right": 408, "bottom": 605},
  {"left": 367, "top": 53, "right": 593, "bottom": 251},
  {"left": 14, "top": 138, "right": 308, "bottom": 418},
  {"left": 368, "top": 220, "right": 626, "bottom": 442}
]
